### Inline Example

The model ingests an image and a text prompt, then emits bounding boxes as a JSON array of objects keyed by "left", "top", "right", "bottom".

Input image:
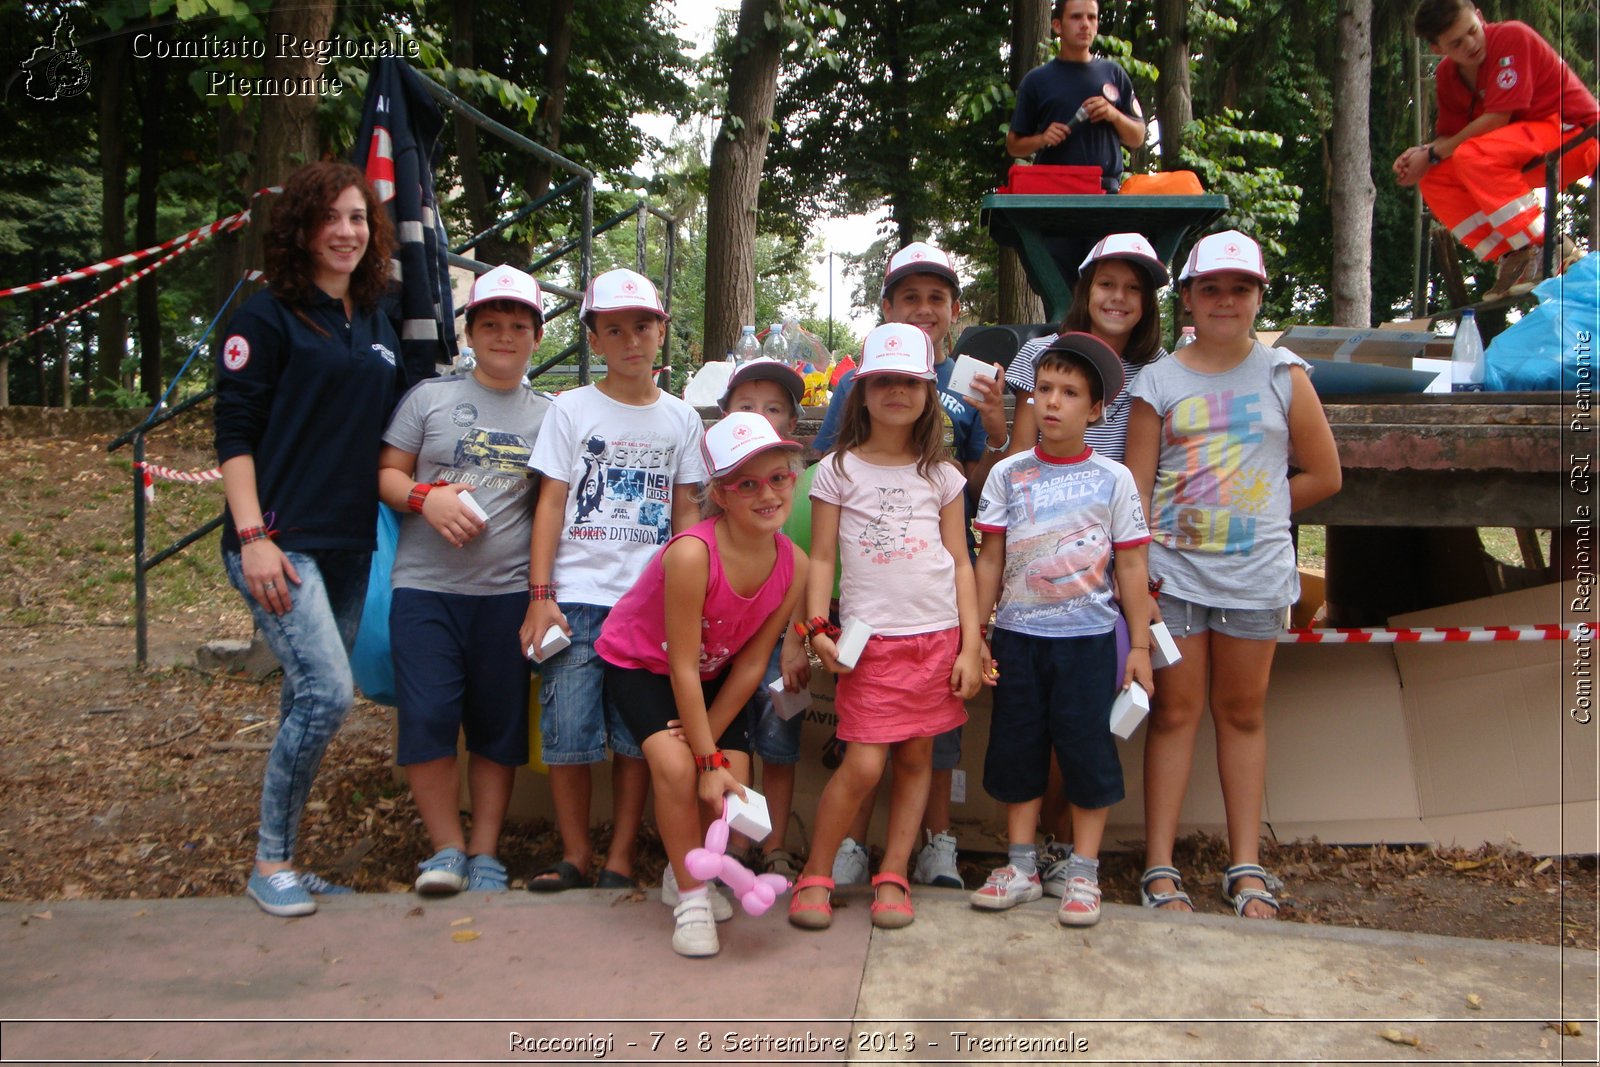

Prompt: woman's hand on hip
[{"left": 242, "top": 540, "right": 299, "bottom": 616}]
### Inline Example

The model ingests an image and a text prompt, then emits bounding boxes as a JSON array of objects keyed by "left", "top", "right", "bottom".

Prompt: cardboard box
[
  {"left": 1273, "top": 326, "right": 1452, "bottom": 369},
  {"left": 768, "top": 676, "right": 811, "bottom": 720},
  {"left": 1389, "top": 580, "right": 1594, "bottom": 856},
  {"left": 485, "top": 582, "right": 1591, "bottom": 857},
  {"left": 725, "top": 788, "right": 772, "bottom": 842}
]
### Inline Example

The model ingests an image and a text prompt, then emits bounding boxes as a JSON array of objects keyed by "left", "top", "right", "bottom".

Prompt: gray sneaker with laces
[
  {"left": 831, "top": 837, "right": 870, "bottom": 886},
  {"left": 911, "top": 830, "right": 963, "bottom": 888}
]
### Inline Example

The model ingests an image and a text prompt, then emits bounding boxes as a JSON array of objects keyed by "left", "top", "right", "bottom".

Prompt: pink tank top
[{"left": 595, "top": 517, "right": 795, "bottom": 679}]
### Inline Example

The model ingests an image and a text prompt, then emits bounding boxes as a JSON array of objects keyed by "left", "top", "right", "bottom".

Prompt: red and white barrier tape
[
  {"left": 134, "top": 461, "right": 223, "bottom": 503},
  {"left": 137, "top": 461, "right": 222, "bottom": 484},
  {"left": 0, "top": 244, "right": 188, "bottom": 353},
  {"left": 0, "top": 187, "right": 278, "bottom": 301},
  {"left": 1281, "top": 625, "right": 1580, "bottom": 644}
]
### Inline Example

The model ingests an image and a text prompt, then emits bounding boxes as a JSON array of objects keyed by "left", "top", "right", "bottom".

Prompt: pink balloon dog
[{"left": 683, "top": 808, "right": 791, "bottom": 917}]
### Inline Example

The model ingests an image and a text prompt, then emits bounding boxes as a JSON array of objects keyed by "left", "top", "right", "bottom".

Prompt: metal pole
[
  {"left": 579, "top": 178, "right": 594, "bottom": 385},
  {"left": 827, "top": 252, "right": 834, "bottom": 350},
  {"left": 133, "top": 433, "right": 148, "bottom": 668},
  {"left": 1411, "top": 40, "right": 1427, "bottom": 318},
  {"left": 661, "top": 217, "right": 676, "bottom": 388}
]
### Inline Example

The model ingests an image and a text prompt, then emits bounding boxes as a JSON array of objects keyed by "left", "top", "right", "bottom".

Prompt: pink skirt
[{"left": 834, "top": 627, "right": 969, "bottom": 744}]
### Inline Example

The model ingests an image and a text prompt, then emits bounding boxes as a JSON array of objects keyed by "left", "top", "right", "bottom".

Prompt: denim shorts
[
  {"left": 983, "top": 628, "right": 1124, "bottom": 810},
  {"left": 746, "top": 643, "right": 802, "bottom": 765},
  {"left": 537, "top": 602, "right": 641, "bottom": 763},
  {"left": 391, "top": 588, "right": 530, "bottom": 767},
  {"left": 1156, "top": 590, "right": 1287, "bottom": 641}
]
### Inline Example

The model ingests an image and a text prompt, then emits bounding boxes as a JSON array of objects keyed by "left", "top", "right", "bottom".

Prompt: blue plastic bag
[
  {"left": 350, "top": 505, "right": 399, "bottom": 706},
  {"left": 1485, "top": 252, "right": 1600, "bottom": 391}
]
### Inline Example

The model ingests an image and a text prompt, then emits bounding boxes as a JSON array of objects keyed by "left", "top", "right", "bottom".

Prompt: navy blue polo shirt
[
  {"left": 214, "top": 287, "right": 403, "bottom": 553},
  {"left": 1010, "top": 56, "right": 1140, "bottom": 177}
]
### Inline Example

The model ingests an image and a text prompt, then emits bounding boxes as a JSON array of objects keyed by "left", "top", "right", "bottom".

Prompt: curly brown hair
[
  {"left": 828, "top": 375, "right": 955, "bottom": 484},
  {"left": 263, "top": 161, "right": 394, "bottom": 311}
]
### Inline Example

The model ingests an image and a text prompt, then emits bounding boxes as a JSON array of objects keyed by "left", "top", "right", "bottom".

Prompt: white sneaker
[
  {"left": 1040, "top": 836, "right": 1074, "bottom": 898},
  {"left": 832, "top": 837, "right": 870, "bottom": 886},
  {"left": 970, "top": 864, "right": 1043, "bottom": 911},
  {"left": 671, "top": 894, "right": 720, "bottom": 957},
  {"left": 661, "top": 863, "right": 732, "bottom": 922},
  {"left": 1057, "top": 874, "right": 1103, "bottom": 927},
  {"left": 911, "top": 830, "right": 963, "bottom": 888}
]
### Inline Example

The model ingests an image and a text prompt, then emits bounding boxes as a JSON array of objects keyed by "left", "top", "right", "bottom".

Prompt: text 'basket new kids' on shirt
[
  {"left": 527, "top": 383, "right": 708, "bottom": 607},
  {"left": 975, "top": 447, "right": 1150, "bottom": 638}
]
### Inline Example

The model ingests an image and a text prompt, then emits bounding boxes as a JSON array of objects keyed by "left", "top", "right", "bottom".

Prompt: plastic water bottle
[
  {"left": 733, "top": 325, "right": 759, "bottom": 365},
  {"left": 1175, "top": 326, "right": 1196, "bottom": 349},
  {"left": 762, "top": 323, "right": 787, "bottom": 363},
  {"left": 1451, "top": 309, "right": 1485, "bottom": 392}
]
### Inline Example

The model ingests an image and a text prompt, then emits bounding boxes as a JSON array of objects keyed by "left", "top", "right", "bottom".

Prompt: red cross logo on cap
[
  {"left": 909, "top": 250, "right": 925, "bottom": 261},
  {"left": 884, "top": 336, "right": 900, "bottom": 350},
  {"left": 732, "top": 423, "right": 752, "bottom": 440},
  {"left": 621, "top": 280, "right": 638, "bottom": 294},
  {"left": 1224, "top": 243, "right": 1241, "bottom": 257}
]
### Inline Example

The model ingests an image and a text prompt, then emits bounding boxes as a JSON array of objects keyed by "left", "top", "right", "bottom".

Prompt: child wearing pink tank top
[{"left": 595, "top": 413, "right": 808, "bottom": 958}]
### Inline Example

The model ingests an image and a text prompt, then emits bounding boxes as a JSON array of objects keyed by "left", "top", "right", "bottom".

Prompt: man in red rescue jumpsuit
[{"left": 1392, "top": 0, "right": 1597, "bottom": 301}]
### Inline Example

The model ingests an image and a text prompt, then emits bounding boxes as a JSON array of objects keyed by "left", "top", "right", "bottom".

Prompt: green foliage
[{"left": 1179, "top": 111, "right": 1301, "bottom": 261}]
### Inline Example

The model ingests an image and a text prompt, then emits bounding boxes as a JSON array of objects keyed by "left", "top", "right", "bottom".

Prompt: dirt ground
[{"left": 0, "top": 421, "right": 1595, "bottom": 951}]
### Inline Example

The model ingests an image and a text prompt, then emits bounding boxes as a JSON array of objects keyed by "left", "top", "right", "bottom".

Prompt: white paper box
[
  {"left": 528, "top": 625, "right": 570, "bottom": 662},
  {"left": 1149, "top": 621, "right": 1182, "bottom": 669},
  {"left": 459, "top": 490, "right": 488, "bottom": 524},
  {"left": 946, "top": 353, "right": 1001, "bottom": 403},
  {"left": 1109, "top": 682, "right": 1150, "bottom": 739},
  {"left": 833, "top": 618, "right": 873, "bottom": 669},
  {"left": 768, "top": 676, "right": 811, "bottom": 720},
  {"left": 724, "top": 788, "right": 772, "bottom": 842}
]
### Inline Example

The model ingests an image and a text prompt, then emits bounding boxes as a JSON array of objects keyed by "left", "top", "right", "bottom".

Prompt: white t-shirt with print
[{"left": 528, "top": 384, "right": 709, "bottom": 607}]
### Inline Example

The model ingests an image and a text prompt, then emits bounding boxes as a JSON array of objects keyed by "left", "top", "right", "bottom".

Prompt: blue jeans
[{"left": 225, "top": 548, "right": 370, "bottom": 864}]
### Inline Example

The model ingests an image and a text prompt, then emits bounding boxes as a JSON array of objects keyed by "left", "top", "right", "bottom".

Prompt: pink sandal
[
  {"left": 870, "top": 872, "right": 914, "bottom": 929},
  {"left": 788, "top": 875, "right": 835, "bottom": 930}
]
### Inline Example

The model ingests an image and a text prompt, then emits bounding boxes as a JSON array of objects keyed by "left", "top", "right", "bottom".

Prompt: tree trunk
[
  {"left": 95, "top": 37, "right": 128, "bottom": 403},
  {"left": 527, "top": 0, "right": 576, "bottom": 223},
  {"left": 1156, "top": 0, "right": 1192, "bottom": 171},
  {"left": 56, "top": 325, "right": 71, "bottom": 410},
  {"left": 703, "top": 0, "right": 783, "bottom": 361},
  {"left": 449, "top": 0, "right": 523, "bottom": 267},
  {"left": 255, "top": 0, "right": 336, "bottom": 178},
  {"left": 1000, "top": 0, "right": 1049, "bottom": 326},
  {"left": 1330, "top": 0, "right": 1375, "bottom": 327},
  {"left": 135, "top": 57, "right": 166, "bottom": 404}
]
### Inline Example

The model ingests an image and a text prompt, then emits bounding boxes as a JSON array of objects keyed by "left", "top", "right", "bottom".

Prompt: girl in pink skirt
[{"left": 789, "top": 323, "right": 983, "bottom": 931}]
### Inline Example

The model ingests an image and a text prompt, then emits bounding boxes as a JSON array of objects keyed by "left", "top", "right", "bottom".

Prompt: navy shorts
[
  {"left": 602, "top": 662, "right": 752, "bottom": 755},
  {"left": 391, "top": 587, "right": 531, "bottom": 768},
  {"left": 983, "top": 627, "right": 1124, "bottom": 810}
]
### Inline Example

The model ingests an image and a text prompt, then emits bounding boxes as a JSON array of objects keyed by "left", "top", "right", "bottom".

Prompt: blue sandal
[
  {"left": 1139, "top": 866, "right": 1193, "bottom": 911},
  {"left": 1222, "top": 863, "right": 1284, "bottom": 917}
]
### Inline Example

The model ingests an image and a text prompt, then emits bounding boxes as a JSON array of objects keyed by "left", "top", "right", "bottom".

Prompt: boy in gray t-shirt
[{"left": 377, "top": 265, "right": 552, "bottom": 896}]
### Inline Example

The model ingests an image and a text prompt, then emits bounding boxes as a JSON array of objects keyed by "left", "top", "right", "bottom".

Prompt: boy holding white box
[
  {"left": 377, "top": 265, "right": 552, "bottom": 895},
  {"left": 971, "top": 333, "right": 1155, "bottom": 926}
]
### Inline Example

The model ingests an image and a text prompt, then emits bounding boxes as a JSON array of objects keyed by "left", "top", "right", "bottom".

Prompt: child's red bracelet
[
  {"left": 528, "top": 583, "right": 558, "bottom": 601},
  {"left": 407, "top": 479, "right": 450, "bottom": 514},
  {"left": 694, "top": 750, "right": 731, "bottom": 773},
  {"left": 793, "top": 616, "right": 840, "bottom": 641},
  {"left": 237, "top": 525, "right": 272, "bottom": 545}
]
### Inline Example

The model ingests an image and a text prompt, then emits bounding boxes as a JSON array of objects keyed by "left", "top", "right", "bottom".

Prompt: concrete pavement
[{"left": 1, "top": 885, "right": 1595, "bottom": 1065}]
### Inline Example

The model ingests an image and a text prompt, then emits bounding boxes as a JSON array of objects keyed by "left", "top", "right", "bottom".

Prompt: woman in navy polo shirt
[{"left": 214, "top": 161, "right": 403, "bottom": 917}]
